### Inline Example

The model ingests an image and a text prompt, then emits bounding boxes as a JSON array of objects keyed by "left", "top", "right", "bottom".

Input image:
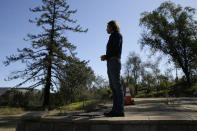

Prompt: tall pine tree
[{"left": 4, "top": 0, "right": 87, "bottom": 107}]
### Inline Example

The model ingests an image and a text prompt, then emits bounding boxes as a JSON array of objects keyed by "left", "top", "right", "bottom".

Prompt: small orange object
[{"left": 125, "top": 85, "right": 132, "bottom": 105}]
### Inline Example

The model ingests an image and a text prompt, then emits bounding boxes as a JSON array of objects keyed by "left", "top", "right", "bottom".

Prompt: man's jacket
[{"left": 106, "top": 32, "right": 122, "bottom": 60}]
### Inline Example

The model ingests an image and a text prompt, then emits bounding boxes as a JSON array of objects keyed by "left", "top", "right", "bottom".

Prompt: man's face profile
[{"left": 107, "top": 25, "right": 112, "bottom": 34}]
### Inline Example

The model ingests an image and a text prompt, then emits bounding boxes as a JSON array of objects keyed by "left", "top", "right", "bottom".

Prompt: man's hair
[{"left": 108, "top": 20, "right": 120, "bottom": 32}]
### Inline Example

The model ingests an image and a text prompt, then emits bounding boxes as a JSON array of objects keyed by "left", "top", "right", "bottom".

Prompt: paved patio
[
  {"left": 52, "top": 97, "right": 197, "bottom": 121},
  {"left": 16, "top": 98, "right": 197, "bottom": 131}
]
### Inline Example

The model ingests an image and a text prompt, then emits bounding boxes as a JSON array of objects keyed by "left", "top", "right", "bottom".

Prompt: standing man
[{"left": 101, "top": 20, "right": 124, "bottom": 117}]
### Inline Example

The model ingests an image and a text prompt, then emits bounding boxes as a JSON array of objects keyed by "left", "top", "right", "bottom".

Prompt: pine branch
[
  {"left": 62, "top": 25, "right": 88, "bottom": 33},
  {"left": 28, "top": 80, "right": 45, "bottom": 89},
  {"left": 26, "top": 33, "right": 49, "bottom": 40}
]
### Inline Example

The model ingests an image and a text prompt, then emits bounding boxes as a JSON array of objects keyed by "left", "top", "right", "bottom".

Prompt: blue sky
[{"left": 0, "top": 0, "right": 197, "bottom": 87}]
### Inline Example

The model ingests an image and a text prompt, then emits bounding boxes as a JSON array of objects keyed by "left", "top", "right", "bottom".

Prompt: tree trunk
[
  {"left": 43, "top": 3, "right": 56, "bottom": 108},
  {"left": 43, "top": 59, "right": 52, "bottom": 108},
  {"left": 182, "top": 66, "right": 191, "bottom": 86},
  {"left": 185, "top": 70, "right": 191, "bottom": 86},
  {"left": 134, "top": 84, "right": 138, "bottom": 95}
]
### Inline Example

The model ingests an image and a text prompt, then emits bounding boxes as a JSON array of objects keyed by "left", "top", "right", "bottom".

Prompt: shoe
[
  {"left": 104, "top": 112, "right": 125, "bottom": 117},
  {"left": 103, "top": 110, "right": 115, "bottom": 116}
]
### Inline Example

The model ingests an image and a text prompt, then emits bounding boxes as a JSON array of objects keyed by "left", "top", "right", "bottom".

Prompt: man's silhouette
[{"left": 101, "top": 20, "right": 124, "bottom": 117}]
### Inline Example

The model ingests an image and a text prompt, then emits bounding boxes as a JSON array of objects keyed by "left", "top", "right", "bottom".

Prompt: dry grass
[
  {"left": 0, "top": 107, "right": 26, "bottom": 115},
  {"left": 0, "top": 128, "right": 15, "bottom": 131}
]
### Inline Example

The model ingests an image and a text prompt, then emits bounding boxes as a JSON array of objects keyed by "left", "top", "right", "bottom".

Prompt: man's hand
[{"left": 100, "top": 55, "right": 106, "bottom": 61}]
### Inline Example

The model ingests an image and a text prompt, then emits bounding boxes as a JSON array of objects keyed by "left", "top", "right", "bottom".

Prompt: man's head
[{"left": 107, "top": 20, "right": 120, "bottom": 34}]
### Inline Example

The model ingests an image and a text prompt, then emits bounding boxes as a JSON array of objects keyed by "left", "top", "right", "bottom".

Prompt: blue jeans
[{"left": 107, "top": 59, "right": 124, "bottom": 113}]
